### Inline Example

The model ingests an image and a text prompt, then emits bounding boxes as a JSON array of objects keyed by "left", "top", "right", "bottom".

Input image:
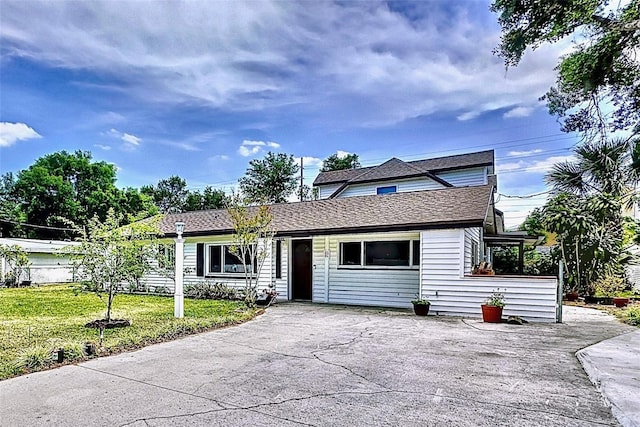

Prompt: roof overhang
[{"left": 484, "top": 233, "right": 543, "bottom": 247}]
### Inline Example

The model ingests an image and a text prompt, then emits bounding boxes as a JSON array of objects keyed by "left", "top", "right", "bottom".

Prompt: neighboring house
[
  {"left": 146, "top": 150, "right": 558, "bottom": 322},
  {"left": 0, "top": 238, "right": 79, "bottom": 284}
]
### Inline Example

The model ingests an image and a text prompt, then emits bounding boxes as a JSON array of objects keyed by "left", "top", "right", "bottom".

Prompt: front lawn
[{"left": 0, "top": 284, "right": 258, "bottom": 380}]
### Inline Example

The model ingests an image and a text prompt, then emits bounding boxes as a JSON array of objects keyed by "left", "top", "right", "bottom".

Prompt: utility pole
[{"left": 300, "top": 157, "right": 304, "bottom": 201}]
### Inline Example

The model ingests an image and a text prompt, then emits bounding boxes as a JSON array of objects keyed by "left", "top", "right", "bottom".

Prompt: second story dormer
[{"left": 313, "top": 150, "right": 495, "bottom": 199}]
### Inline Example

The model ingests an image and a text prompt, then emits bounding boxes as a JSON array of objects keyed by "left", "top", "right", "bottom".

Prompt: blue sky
[{"left": 0, "top": 1, "right": 578, "bottom": 227}]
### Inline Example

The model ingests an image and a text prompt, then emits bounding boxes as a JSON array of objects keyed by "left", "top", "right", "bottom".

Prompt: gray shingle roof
[
  {"left": 160, "top": 185, "right": 493, "bottom": 237},
  {"left": 313, "top": 150, "right": 494, "bottom": 186}
]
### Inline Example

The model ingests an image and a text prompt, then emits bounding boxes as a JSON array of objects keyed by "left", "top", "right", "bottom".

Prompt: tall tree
[
  {"left": 0, "top": 173, "right": 24, "bottom": 237},
  {"left": 142, "top": 176, "right": 189, "bottom": 214},
  {"left": 184, "top": 186, "right": 228, "bottom": 211},
  {"left": 12, "top": 151, "right": 122, "bottom": 238},
  {"left": 492, "top": 0, "right": 640, "bottom": 139},
  {"left": 321, "top": 153, "right": 361, "bottom": 172},
  {"left": 542, "top": 139, "right": 639, "bottom": 294},
  {"left": 238, "top": 152, "right": 299, "bottom": 204}
]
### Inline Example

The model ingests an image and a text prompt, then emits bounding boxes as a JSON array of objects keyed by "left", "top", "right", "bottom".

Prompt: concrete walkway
[
  {"left": 0, "top": 304, "right": 636, "bottom": 426},
  {"left": 578, "top": 327, "right": 640, "bottom": 427}
]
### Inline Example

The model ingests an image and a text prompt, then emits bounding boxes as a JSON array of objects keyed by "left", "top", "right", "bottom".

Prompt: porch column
[
  {"left": 174, "top": 222, "right": 185, "bottom": 318},
  {"left": 518, "top": 241, "right": 524, "bottom": 275}
]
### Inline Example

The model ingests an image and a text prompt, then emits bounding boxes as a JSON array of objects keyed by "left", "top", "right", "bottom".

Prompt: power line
[{"left": 0, "top": 218, "right": 79, "bottom": 233}]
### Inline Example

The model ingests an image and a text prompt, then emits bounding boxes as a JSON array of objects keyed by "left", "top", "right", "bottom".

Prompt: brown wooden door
[{"left": 292, "top": 239, "right": 312, "bottom": 300}]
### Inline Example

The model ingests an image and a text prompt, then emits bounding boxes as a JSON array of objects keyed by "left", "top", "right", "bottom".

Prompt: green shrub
[
  {"left": 14, "top": 346, "right": 52, "bottom": 371},
  {"left": 593, "top": 274, "right": 627, "bottom": 297},
  {"left": 622, "top": 307, "right": 640, "bottom": 326},
  {"left": 185, "top": 282, "right": 239, "bottom": 300}
]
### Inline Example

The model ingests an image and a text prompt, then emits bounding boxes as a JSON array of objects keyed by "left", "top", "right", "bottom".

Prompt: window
[
  {"left": 157, "top": 244, "right": 175, "bottom": 269},
  {"left": 207, "top": 244, "right": 256, "bottom": 275},
  {"left": 376, "top": 185, "right": 397, "bottom": 195},
  {"left": 275, "top": 240, "right": 282, "bottom": 279},
  {"left": 340, "top": 242, "right": 362, "bottom": 265},
  {"left": 365, "top": 241, "right": 409, "bottom": 266},
  {"left": 339, "top": 239, "right": 420, "bottom": 268},
  {"left": 471, "top": 240, "right": 480, "bottom": 267}
]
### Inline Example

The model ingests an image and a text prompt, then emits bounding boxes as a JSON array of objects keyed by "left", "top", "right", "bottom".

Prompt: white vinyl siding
[
  {"left": 23, "top": 253, "right": 76, "bottom": 284},
  {"left": 311, "top": 232, "right": 420, "bottom": 308},
  {"left": 419, "top": 229, "right": 558, "bottom": 322},
  {"left": 318, "top": 183, "right": 343, "bottom": 199},
  {"left": 140, "top": 236, "right": 273, "bottom": 294},
  {"left": 272, "top": 240, "right": 289, "bottom": 300},
  {"left": 435, "top": 167, "right": 487, "bottom": 187},
  {"left": 335, "top": 177, "right": 445, "bottom": 198}
]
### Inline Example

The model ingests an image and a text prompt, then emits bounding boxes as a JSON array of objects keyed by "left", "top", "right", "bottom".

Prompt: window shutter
[{"left": 196, "top": 243, "right": 204, "bottom": 277}]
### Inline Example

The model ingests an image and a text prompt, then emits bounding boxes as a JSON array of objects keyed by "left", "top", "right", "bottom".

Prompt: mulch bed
[{"left": 84, "top": 319, "right": 131, "bottom": 329}]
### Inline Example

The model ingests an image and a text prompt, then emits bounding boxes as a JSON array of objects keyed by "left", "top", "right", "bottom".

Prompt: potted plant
[
  {"left": 613, "top": 295, "right": 630, "bottom": 308},
  {"left": 481, "top": 289, "right": 505, "bottom": 323},
  {"left": 256, "top": 286, "right": 278, "bottom": 307},
  {"left": 593, "top": 274, "right": 630, "bottom": 308},
  {"left": 411, "top": 296, "right": 430, "bottom": 316}
]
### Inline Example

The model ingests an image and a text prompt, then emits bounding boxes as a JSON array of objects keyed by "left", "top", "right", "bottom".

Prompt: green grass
[{"left": 0, "top": 284, "right": 258, "bottom": 380}]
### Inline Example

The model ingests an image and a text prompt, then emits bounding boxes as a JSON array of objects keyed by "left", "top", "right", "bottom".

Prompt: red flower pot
[
  {"left": 613, "top": 297, "right": 630, "bottom": 308},
  {"left": 481, "top": 305, "right": 503, "bottom": 323},
  {"left": 565, "top": 292, "right": 579, "bottom": 301}
]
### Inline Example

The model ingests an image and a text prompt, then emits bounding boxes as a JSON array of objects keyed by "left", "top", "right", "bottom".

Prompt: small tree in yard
[
  {"left": 227, "top": 194, "right": 275, "bottom": 307},
  {"left": 0, "top": 244, "right": 30, "bottom": 287},
  {"left": 67, "top": 209, "right": 162, "bottom": 322}
]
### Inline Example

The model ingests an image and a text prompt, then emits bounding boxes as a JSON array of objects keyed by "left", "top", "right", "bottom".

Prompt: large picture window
[
  {"left": 365, "top": 241, "right": 409, "bottom": 266},
  {"left": 207, "top": 244, "right": 256, "bottom": 275},
  {"left": 339, "top": 239, "right": 419, "bottom": 268}
]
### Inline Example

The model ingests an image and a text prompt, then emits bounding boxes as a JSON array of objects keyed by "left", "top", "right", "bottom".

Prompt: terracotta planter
[
  {"left": 481, "top": 304, "right": 503, "bottom": 323},
  {"left": 413, "top": 303, "right": 430, "bottom": 316},
  {"left": 565, "top": 292, "right": 579, "bottom": 301},
  {"left": 613, "top": 297, "right": 630, "bottom": 308}
]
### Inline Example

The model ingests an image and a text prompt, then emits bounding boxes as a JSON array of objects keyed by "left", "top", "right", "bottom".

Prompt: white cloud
[
  {"left": 503, "top": 106, "right": 535, "bottom": 119},
  {"left": 107, "top": 128, "right": 141, "bottom": 148},
  {"left": 295, "top": 156, "right": 323, "bottom": 168},
  {"left": 0, "top": 2, "right": 567, "bottom": 126},
  {"left": 121, "top": 133, "right": 141, "bottom": 145},
  {"left": 93, "top": 144, "right": 111, "bottom": 151},
  {"left": 456, "top": 111, "right": 481, "bottom": 121},
  {"left": 336, "top": 150, "right": 352, "bottom": 159},
  {"left": 508, "top": 149, "right": 543, "bottom": 157},
  {"left": 497, "top": 155, "right": 574, "bottom": 175},
  {"left": 238, "top": 139, "right": 280, "bottom": 156},
  {"left": 0, "top": 122, "right": 41, "bottom": 147}
]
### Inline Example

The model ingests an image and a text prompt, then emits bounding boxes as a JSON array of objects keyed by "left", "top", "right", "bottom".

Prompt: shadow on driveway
[{"left": 0, "top": 304, "right": 634, "bottom": 426}]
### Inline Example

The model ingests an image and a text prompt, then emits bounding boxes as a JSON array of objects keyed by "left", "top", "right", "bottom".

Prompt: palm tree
[
  {"left": 543, "top": 137, "right": 639, "bottom": 295},
  {"left": 546, "top": 138, "right": 638, "bottom": 201}
]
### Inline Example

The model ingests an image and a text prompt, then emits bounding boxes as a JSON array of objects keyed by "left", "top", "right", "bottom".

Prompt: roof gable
[{"left": 313, "top": 149, "right": 494, "bottom": 186}]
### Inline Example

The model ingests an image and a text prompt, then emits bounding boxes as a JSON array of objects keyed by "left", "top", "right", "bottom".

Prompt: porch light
[{"left": 175, "top": 221, "right": 185, "bottom": 237}]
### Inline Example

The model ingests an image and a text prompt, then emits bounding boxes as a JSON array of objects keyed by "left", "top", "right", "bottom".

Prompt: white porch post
[{"left": 174, "top": 222, "right": 185, "bottom": 318}]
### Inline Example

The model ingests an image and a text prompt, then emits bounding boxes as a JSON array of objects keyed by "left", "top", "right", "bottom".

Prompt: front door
[{"left": 292, "top": 239, "right": 312, "bottom": 300}]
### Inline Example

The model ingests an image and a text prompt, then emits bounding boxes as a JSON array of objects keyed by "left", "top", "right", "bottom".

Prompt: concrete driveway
[{"left": 0, "top": 304, "right": 635, "bottom": 426}]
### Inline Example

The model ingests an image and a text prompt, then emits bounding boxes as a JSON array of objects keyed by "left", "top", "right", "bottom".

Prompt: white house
[
  {"left": 0, "top": 238, "right": 79, "bottom": 284},
  {"left": 146, "top": 150, "right": 559, "bottom": 322}
]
